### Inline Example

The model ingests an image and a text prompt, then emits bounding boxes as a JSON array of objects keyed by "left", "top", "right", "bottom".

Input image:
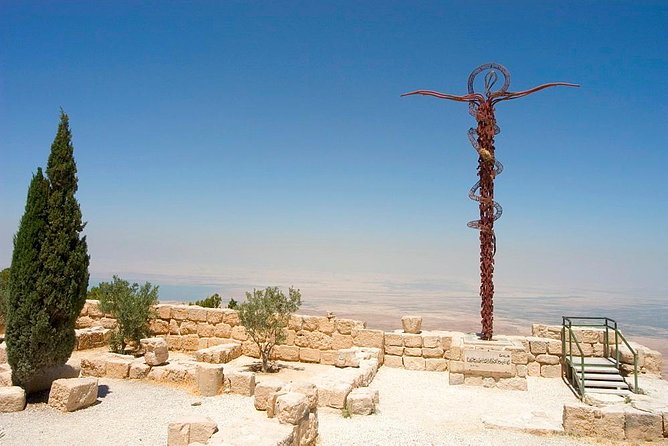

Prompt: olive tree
[{"left": 237, "top": 287, "right": 301, "bottom": 372}]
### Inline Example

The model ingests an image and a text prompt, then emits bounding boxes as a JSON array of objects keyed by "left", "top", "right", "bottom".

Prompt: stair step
[
  {"left": 581, "top": 373, "right": 625, "bottom": 381},
  {"left": 585, "top": 388, "right": 633, "bottom": 396},
  {"left": 572, "top": 365, "right": 619, "bottom": 374},
  {"left": 568, "top": 357, "right": 618, "bottom": 367},
  {"left": 585, "top": 381, "right": 629, "bottom": 389}
]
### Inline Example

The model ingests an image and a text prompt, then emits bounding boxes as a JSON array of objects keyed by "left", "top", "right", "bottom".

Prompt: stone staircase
[{"left": 568, "top": 357, "right": 632, "bottom": 396}]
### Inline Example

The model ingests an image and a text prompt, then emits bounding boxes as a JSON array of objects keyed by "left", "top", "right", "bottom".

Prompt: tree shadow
[
  {"left": 243, "top": 361, "right": 305, "bottom": 374},
  {"left": 97, "top": 384, "right": 111, "bottom": 398}
]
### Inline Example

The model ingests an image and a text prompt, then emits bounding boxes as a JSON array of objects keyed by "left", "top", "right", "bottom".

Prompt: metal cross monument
[{"left": 403, "top": 63, "right": 578, "bottom": 340}]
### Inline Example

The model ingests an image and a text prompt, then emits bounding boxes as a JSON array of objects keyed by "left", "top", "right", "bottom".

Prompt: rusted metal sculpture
[{"left": 403, "top": 63, "right": 578, "bottom": 340}]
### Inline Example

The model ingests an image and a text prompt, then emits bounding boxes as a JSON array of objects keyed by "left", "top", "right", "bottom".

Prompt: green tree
[
  {"left": 0, "top": 267, "right": 10, "bottom": 330},
  {"left": 227, "top": 298, "right": 238, "bottom": 310},
  {"left": 238, "top": 287, "right": 301, "bottom": 372},
  {"left": 191, "top": 293, "right": 222, "bottom": 308},
  {"left": 97, "top": 276, "right": 159, "bottom": 353},
  {"left": 6, "top": 169, "right": 50, "bottom": 387}
]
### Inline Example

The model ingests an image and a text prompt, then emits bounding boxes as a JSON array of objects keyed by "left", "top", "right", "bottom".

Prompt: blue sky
[{"left": 1, "top": 1, "right": 666, "bottom": 304}]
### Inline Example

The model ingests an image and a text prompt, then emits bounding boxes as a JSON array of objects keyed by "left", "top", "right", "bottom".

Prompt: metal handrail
[
  {"left": 561, "top": 316, "right": 639, "bottom": 396},
  {"left": 562, "top": 320, "right": 586, "bottom": 397}
]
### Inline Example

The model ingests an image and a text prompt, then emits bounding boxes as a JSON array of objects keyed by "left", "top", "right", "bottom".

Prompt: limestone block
[
  {"left": 300, "top": 348, "right": 321, "bottom": 363},
  {"left": 535, "top": 354, "right": 560, "bottom": 365},
  {"left": 168, "top": 417, "right": 218, "bottom": 446},
  {"left": 527, "top": 361, "right": 541, "bottom": 377},
  {"left": 593, "top": 406, "right": 626, "bottom": 441},
  {"left": 562, "top": 403, "right": 596, "bottom": 436},
  {"left": 255, "top": 379, "right": 286, "bottom": 411},
  {"left": 642, "top": 348, "right": 662, "bottom": 375},
  {"left": 206, "top": 308, "right": 224, "bottom": 324},
  {"left": 214, "top": 323, "right": 232, "bottom": 339},
  {"left": 529, "top": 339, "right": 547, "bottom": 355},
  {"left": 541, "top": 364, "right": 561, "bottom": 378},
  {"left": 129, "top": 360, "right": 150, "bottom": 379},
  {"left": 305, "top": 331, "right": 332, "bottom": 350},
  {"left": 48, "top": 377, "right": 98, "bottom": 412},
  {"left": 226, "top": 370, "right": 256, "bottom": 396},
  {"left": 404, "top": 347, "right": 422, "bottom": 357},
  {"left": 0, "top": 386, "right": 26, "bottom": 412},
  {"left": 284, "top": 381, "right": 318, "bottom": 411},
  {"left": 276, "top": 392, "right": 309, "bottom": 425},
  {"left": 403, "top": 356, "right": 426, "bottom": 371},
  {"left": 351, "top": 329, "right": 384, "bottom": 349},
  {"left": 625, "top": 408, "right": 663, "bottom": 441},
  {"left": 197, "top": 363, "right": 224, "bottom": 397},
  {"left": 593, "top": 343, "right": 605, "bottom": 357},
  {"left": 196, "top": 343, "right": 243, "bottom": 364},
  {"left": 482, "top": 377, "right": 495, "bottom": 388},
  {"left": 155, "top": 304, "right": 172, "bottom": 320},
  {"left": 425, "top": 358, "right": 447, "bottom": 372},
  {"left": 283, "top": 328, "right": 296, "bottom": 345},
  {"left": 439, "top": 335, "right": 454, "bottom": 351},
  {"left": 516, "top": 365, "right": 528, "bottom": 377},
  {"left": 383, "top": 355, "right": 403, "bottom": 368},
  {"left": 384, "top": 332, "right": 403, "bottom": 346},
  {"left": 182, "top": 334, "right": 200, "bottom": 351},
  {"left": 402, "top": 334, "right": 422, "bottom": 348},
  {"left": 86, "top": 300, "right": 104, "bottom": 317},
  {"left": 99, "top": 317, "right": 117, "bottom": 329},
  {"left": 347, "top": 388, "right": 375, "bottom": 415},
  {"left": 320, "top": 350, "right": 338, "bottom": 366},
  {"left": 449, "top": 373, "right": 464, "bottom": 385},
  {"left": 76, "top": 316, "right": 93, "bottom": 328},
  {"left": 0, "top": 367, "right": 12, "bottom": 386},
  {"left": 546, "top": 340, "right": 562, "bottom": 355},
  {"left": 317, "top": 316, "right": 335, "bottom": 334},
  {"left": 464, "top": 375, "right": 483, "bottom": 386},
  {"left": 0, "top": 342, "right": 7, "bottom": 364},
  {"left": 166, "top": 335, "right": 183, "bottom": 350},
  {"left": 141, "top": 337, "right": 169, "bottom": 366},
  {"left": 401, "top": 315, "right": 422, "bottom": 334},
  {"left": 274, "top": 345, "right": 300, "bottom": 362},
  {"left": 288, "top": 314, "right": 303, "bottom": 331},
  {"left": 242, "top": 341, "right": 260, "bottom": 358},
  {"left": 197, "top": 323, "right": 215, "bottom": 338},
  {"left": 198, "top": 338, "right": 210, "bottom": 350},
  {"left": 316, "top": 380, "right": 352, "bottom": 408},
  {"left": 299, "top": 412, "right": 319, "bottom": 446},
  {"left": 511, "top": 350, "right": 529, "bottom": 365},
  {"left": 105, "top": 356, "right": 131, "bottom": 379},
  {"left": 531, "top": 323, "right": 548, "bottom": 338},
  {"left": 448, "top": 361, "right": 464, "bottom": 373},
  {"left": 496, "top": 377, "right": 527, "bottom": 391},
  {"left": 302, "top": 316, "right": 319, "bottom": 331},
  {"left": 187, "top": 306, "right": 208, "bottom": 322},
  {"left": 180, "top": 321, "right": 198, "bottom": 335},
  {"left": 26, "top": 359, "right": 82, "bottom": 392},
  {"left": 266, "top": 390, "right": 286, "bottom": 418},
  {"left": 444, "top": 345, "right": 461, "bottom": 361},
  {"left": 384, "top": 345, "right": 403, "bottom": 356},
  {"left": 422, "top": 335, "right": 440, "bottom": 348},
  {"left": 422, "top": 347, "right": 444, "bottom": 358},
  {"left": 81, "top": 357, "right": 106, "bottom": 378},
  {"left": 336, "top": 349, "right": 360, "bottom": 368},
  {"left": 295, "top": 331, "right": 310, "bottom": 348},
  {"left": 149, "top": 319, "right": 169, "bottom": 335},
  {"left": 169, "top": 319, "right": 180, "bottom": 335},
  {"left": 331, "top": 332, "right": 353, "bottom": 350},
  {"left": 171, "top": 305, "right": 189, "bottom": 321},
  {"left": 579, "top": 329, "right": 602, "bottom": 344},
  {"left": 231, "top": 325, "right": 248, "bottom": 341}
]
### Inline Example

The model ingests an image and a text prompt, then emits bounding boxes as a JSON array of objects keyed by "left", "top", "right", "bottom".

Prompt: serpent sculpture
[{"left": 403, "top": 63, "right": 578, "bottom": 340}]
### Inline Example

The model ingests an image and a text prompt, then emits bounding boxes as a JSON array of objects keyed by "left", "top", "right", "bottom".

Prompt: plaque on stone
[{"left": 462, "top": 349, "right": 512, "bottom": 373}]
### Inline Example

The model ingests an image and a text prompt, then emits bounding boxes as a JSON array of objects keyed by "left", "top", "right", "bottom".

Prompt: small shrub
[
  {"left": 227, "top": 298, "right": 238, "bottom": 310},
  {"left": 191, "top": 293, "right": 222, "bottom": 308},
  {"left": 96, "top": 276, "right": 159, "bottom": 353},
  {"left": 238, "top": 286, "right": 301, "bottom": 373}
]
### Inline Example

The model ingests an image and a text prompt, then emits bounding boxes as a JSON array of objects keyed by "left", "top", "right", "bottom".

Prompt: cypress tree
[
  {"left": 6, "top": 111, "right": 90, "bottom": 388},
  {"left": 6, "top": 169, "right": 50, "bottom": 387}
]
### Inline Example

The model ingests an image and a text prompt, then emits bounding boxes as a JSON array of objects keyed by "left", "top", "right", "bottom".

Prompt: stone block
[
  {"left": 352, "top": 329, "right": 384, "bottom": 349},
  {"left": 105, "top": 356, "right": 132, "bottom": 379},
  {"left": 99, "top": 317, "right": 117, "bottom": 329},
  {"left": 80, "top": 357, "right": 106, "bottom": 378},
  {"left": 300, "top": 348, "right": 321, "bottom": 363},
  {"left": 331, "top": 332, "right": 353, "bottom": 350},
  {"left": 140, "top": 337, "right": 169, "bottom": 366},
  {"left": 288, "top": 314, "right": 303, "bottom": 331},
  {"left": 546, "top": 339, "right": 562, "bottom": 355},
  {"left": 384, "top": 332, "right": 403, "bottom": 346},
  {"left": 242, "top": 340, "right": 260, "bottom": 358},
  {"left": 316, "top": 380, "right": 352, "bottom": 409},
  {"left": 206, "top": 308, "right": 224, "bottom": 324},
  {"left": 231, "top": 325, "right": 248, "bottom": 341},
  {"left": 302, "top": 316, "right": 319, "bottom": 331},
  {"left": 625, "top": 408, "right": 663, "bottom": 441},
  {"left": 0, "top": 367, "right": 12, "bottom": 386},
  {"left": 535, "top": 354, "right": 560, "bottom": 365},
  {"left": 48, "top": 377, "right": 98, "bottom": 412},
  {"left": 213, "top": 323, "right": 232, "bottom": 339},
  {"left": 422, "top": 335, "right": 440, "bottom": 348},
  {"left": 187, "top": 306, "right": 208, "bottom": 322},
  {"left": 0, "top": 342, "right": 7, "bottom": 365},
  {"left": 167, "top": 417, "right": 218, "bottom": 446},
  {"left": 226, "top": 370, "right": 256, "bottom": 396},
  {"left": 171, "top": 305, "right": 189, "bottom": 321},
  {"left": 196, "top": 363, "right": 224, "bottom": 397},
  {"left": 403, "top": 356, "right": 426, "bottom": 371},
  {"left": 155, "top": 304, "right": 172, "bottom": 320},
  {"left": 276, "top": 392, "right": 309, "bottom": 425},
  {"left": 402, "top": 334, "right": 422, "bottom": 348},
  {"left": 26, "top": 359, "right": 82, "bottom": 392},
  {"left": 255, "top": 379, "right": 286, "bottom": 411},
  {"left": 336, "top": 349, "right": 360, "bottom": 368},
  {"left": 593, "top": 406, "right": 626, "bottom": 441},
  {"left": 284, "top": 381, "right": 318, "bottom": 411},
  {"left": 422, "top": 347, "right": 444, "bottom": 358},
  {"left": 274, "top": 345, "right": 300, "bottom": 362},
  {"left": 401, "top": 315, "right": 422, "bottom": 334},
  {"left": 464, "top": 375, "right": 483, "bottom": 386},
  {"left": 305, "top": 331, "right": 332, "bottom": 350},
  {"left": 85, "top": 300, "right": 104, "bottom": 317},
  {"left": 516, "top": 364, "right": 528, "bottom": 377},
  {"left": 529, "top": 339, "right": 547, "bottom": 355},
  {"left": 180, "top": 321, "right": 198, "bottom": 335},
  {"left": 383, "top": 355, "right": 403, "bottom": 368},
  {"left": 182, "top": 334, "right": 201, "bottom": 351},
  {"left": 0, "top": 386, "right": 26, "bottom": 412},
  {"left": 129, "top": 360, "right": 151, "bottom": 379},
  {"left": 299, "top": 412, "right": 319, "bottom": 446},
  {"left": 384, "top": 345, "right": 403, "bottom": 356},
  {"left": 444, "top": 345, "right": 461, "bottom": 361},
  {"left": 541, "top": 364, "right": 561, "bottom": 378},
  {"left": 197, "top": 323, "right": 215, "bottom": 338},
  {"left": 439, "top": 335, "right": 454, "bottom": 351},
  {"left": 404, "top": 347, "right": 422, "bottom": 357},
  {"left": 318, "top": 316, "right": 336, "bottom": 334},
  {"left": 76, "top": 316, "right": 93, "bottom": 328},
  {"left": 425, "top": 358, "right": 447, "bottom": 372},
  {"left": 165, "top": 335, "right": 183, "bottom": 350},
  {"left": 149, "top": 319, "right": 169, "bottom": 335},
  {"left": 562, "top": 403, "right": 595, "bottom": 436},
  {"left": 347, "top": 388, "right": 375, "bottom": 415},
  {"left": 169, "top": 320, "right": 180, "bottom": 335},
  {"left": 449, "top": 373, "right": 464, "bottom": 385},
  {"left": 511, "top": 350, "right": 529, "bottom": 365},
  {"left": 320, "top": 350, "right": 338, "bottom": 366},
  {"left": 221, "top": 309, "right": 240, "bottom": 326}
]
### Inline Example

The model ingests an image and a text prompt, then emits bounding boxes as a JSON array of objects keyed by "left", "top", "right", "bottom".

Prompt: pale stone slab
[
  {"left": 0, "top": 386, "right": 26, "bottom": 412},
  {"left": 168, "top": 417, "right": 218, "bottom": 446},
  {"left": 276, "top": 392, "right": 309, "bottom": 425},
  {"left": 26, "top": 359, "right": 82, "bottom": 393},
  {"left": 462, "top": 349, "right": 512, "bottom": 373},
  {"left": 0, "top": 342, "right": 7, "bottom": 364},
  {"left": 401, "top": 315, "right": 422, "bottom": 334},
  {"left": 383, "top": 355, "right": 403, "bottom": 368},
  {"left": 425, "top": 358, "right": 447, "bottom": 372},
  {"left": 226, "top": 370, "right": 256, "bottom": 396},
  {"left": 316, "top": 379, "right": 352, "bottom": 409},
  {"left": 347, "top": 387, "right": 375, "bottom": 415},
  {"left": 48, "top": 377, "right": 98, "bottom": 412},
  {"left": 255, "top": 379, "right": 285, "bottom": 411},
  {"left": 403, "top": 356, "right": 426, "bottom": 371},
  {"left": 140, "top": 337, "right": 169, "bottom": 366},
  {"left": 196, "top": 363, "right": 224, "bottom": 397},
  {"left": 625, "top": 408, "right": 663, "bottom": 441}
]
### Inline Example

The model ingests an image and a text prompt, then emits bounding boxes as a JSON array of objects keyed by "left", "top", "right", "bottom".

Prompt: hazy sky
[{"left": 1, "top": 2, "right": 666, "bottom": 303}]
